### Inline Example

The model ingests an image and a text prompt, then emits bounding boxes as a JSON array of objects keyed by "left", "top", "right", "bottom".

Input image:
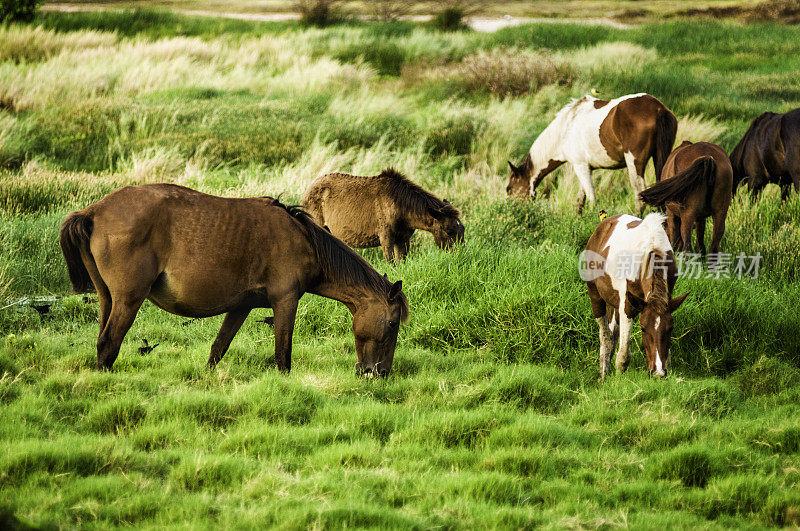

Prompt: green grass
[{"left": 2, "top": 8, "right": 800, "bottom": 528}]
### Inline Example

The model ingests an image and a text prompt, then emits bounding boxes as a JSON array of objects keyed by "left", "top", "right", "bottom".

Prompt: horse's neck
[
  {"left": 406, "top": 210, "right": 436, "bottom": 232},
  {"left": 310, "top": 277, "right": 376, "bottom": 315},
  {"left": 531, "top": 118, "right": 566, "bottom": 166}
]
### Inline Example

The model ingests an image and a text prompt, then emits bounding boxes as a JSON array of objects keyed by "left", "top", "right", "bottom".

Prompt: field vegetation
[{"left": 2, "top": 8, "right": 800, "bottom": 528}]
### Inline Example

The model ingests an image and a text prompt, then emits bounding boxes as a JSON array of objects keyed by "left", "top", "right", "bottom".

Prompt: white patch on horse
[
  {"left": 603, "top": 213, "right": 672, "bottom": 313},
  {"left": 654, "top": 350, "right": 664, "bottom": 376},
  {"left": 528, "top": 93, "right": 647, "bottom": 174},
  {"left": 654, "top": 316, "right": 661, "bottom": 329}
]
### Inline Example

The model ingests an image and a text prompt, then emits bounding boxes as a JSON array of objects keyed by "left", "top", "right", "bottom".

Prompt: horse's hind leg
[
  {"left": 679, "top": 209, "right": 699, "bottom": 255},
  {"left": 695, "top": 217, "right": 707, "bottom": 256},
  {"left": 96, "top": 294, "right": 147, "bottom": 370},
  {"left": 83, "top": 257, "right": 112, "bottom": 330},
  {"left": 625, "top": 152, "right": 647, "bottom": 215},
  {"left": 709, "top": 213, "right": 726, "bottom": 259},
  {"left": 208, "top": 309, "right": 251, "bottom": 368},
  {"left": 667, "top": 212, "right": 683, "bottom": 251},
  {"left": 272, "top": 295, "right": 299, "bottom": 374}
]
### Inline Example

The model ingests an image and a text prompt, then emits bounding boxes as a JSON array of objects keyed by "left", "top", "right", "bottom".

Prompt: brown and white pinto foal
[
  {"left": 584, "top": 213, "right": 688, "bottom": 379},
  {"left": 507, "top": 93, "right": 677, "bottom": 214}
]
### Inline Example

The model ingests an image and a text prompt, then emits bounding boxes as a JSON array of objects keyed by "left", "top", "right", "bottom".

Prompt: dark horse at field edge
[
  {"left": 730, "top": 108, "right": 800, "bottom": 199},
  {"left": 60, "top": 184, "right": 409, "bottom": 376}
]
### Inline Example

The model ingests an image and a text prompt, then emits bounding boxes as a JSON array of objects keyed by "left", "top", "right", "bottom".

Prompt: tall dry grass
[{"left": 0, "top": 24, "right": 116, "bottom": 63}]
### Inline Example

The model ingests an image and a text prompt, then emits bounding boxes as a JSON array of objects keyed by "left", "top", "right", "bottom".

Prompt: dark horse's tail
[
  {"left": 639, "top": 157, "right": 716, "bottom": 209},
  {"left": 653, "top": 111, "right": 678, "bottom": 182},
  {"left": 59, "top": 212, "right": 95, "bottom": 293}
]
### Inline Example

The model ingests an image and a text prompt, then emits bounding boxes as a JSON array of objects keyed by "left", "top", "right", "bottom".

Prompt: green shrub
[
  {"left": 296, "top": 0, "right": 343, "bottom": 27},
  {"left": 84, "top": 398, "right": 147, "bottom": 434},
  {"left": 728, "top": 356, "right": 800, "bottom": 398},
  {"left": 456, "top": 50, "right": 575, "bottom": 96},
  {"left": 433, "top": 7, "right": 465, "bottom": 31},
  {"left": 0, "top": 0, "right": 41, "bottom": 23},
  {"left": 653, "top": 445, "right": 720, "bottom": 487},
  {"left": 424, "top": 116, "right": 478, "bottom": 158},
  {"left": 333, "top": 40, "right": 406, "bottom": 76}
]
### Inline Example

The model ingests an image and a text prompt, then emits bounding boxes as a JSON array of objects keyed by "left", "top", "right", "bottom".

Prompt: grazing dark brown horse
[
  {"left": 730, "top": 108, "right": 800, "bottom": 199},
  {"left": 639, "top": 141, "right": 733, "bottom": 257},
  {"left": 302, "top": 168, "right": 464, "bottom": 262},
  {"left": 584, "top": 213, "right": 688, "bottom": 379},
  {"left": 506, "top": 93, "right": 677, "bottom": 214},
  {"left": 60, "top": 184, "right": 409, "bottom": 376}
]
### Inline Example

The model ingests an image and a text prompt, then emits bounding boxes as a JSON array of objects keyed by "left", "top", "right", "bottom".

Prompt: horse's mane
[
  {"left": 377, "top": 168, "right": 459, "bottom": 219},
  {"left": 644, "top": 250, "right": 670, "bottom": 315},
  {"left": 274, "top": 198, "right": 409, "bottom": 321},
  {"left": 638, "top": 213, "right": 671, "bottom": 314}
]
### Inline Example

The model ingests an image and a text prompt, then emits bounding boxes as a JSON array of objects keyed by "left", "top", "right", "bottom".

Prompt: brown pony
[
  {"left": 584, "top": 213, "right": 688, "bottom": 379},
  {"left": 302, "top": 168, "right": 464, "bottom": 262},
  {"left": 506, "top": 93, "right": 677, "bottom": 214},
  {"left": 60, "top": 184, "right": 409, "bottom": 376},
  {"left": 639, "top": 141, "right": 732, "bottom": 257}
]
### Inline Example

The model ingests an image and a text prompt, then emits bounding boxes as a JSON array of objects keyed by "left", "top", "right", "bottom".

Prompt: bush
[
  {"left": 456, "top": 50, "right": 575, "bottom": 96},
  {"left": 433, "top": 7, "right": 465, "bottom": 31},
  {"left": 371, "top": 0, "right": 418, "bottom": 21},
  {"left": 333, "top": 40, "right": 406, "bottom": 76},
  {"left": 0, "top": 0, "right": 41, "bottom": 23},
  {"left": 653, "top": 445, "right": 720, "bottom": 487},
  {"left": 746, "top": 0, "right": 800, "bottom": 23},
  {"left": 295, "top": 0, "right": 344, "bottom": 26}
]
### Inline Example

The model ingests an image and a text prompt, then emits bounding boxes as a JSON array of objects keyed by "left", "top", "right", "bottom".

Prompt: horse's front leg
[
  {"left": 596, "top": 315, "right": 614, "bottom": 380},
  {"left": 393, "top": 235, "right": 410, "bottom": 261},
  {"left": 614, "top": 312, "right": 633, "bottom": 373},
  {"left": 573, "top": 163, "right": 595, "bottom": 214},
  {"left": 379, "top": 230, "right": 395, "bottom": 262},
  {"left": 208, "top": 308, "right": 251, "bottom": 368},
  {"left": 272, "top": 295, "right": 299, "bottom": 373}
]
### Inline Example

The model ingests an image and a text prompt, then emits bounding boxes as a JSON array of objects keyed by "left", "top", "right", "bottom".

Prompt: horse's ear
[
  {"left": 428, "top": 207, "right": 446, "bottom": 221},
  {"left": 626, "top": 291, "right": 646, "bottom": 312},
  {"left": 388, "top": 280, "right": 402, "bottom": 301},
  {"left": 669, "top": 292, "right": 689, "bottom": 312},
  {"left": 508, "top": 161, "right": 518, "bottom": 174}
]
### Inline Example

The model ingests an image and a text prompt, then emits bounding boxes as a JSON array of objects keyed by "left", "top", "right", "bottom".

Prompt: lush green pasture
[{"left": 2, "top": 9, "right": 800, "bottom": 528}]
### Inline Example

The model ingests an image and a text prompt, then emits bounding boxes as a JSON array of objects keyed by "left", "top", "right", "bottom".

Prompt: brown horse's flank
[
  {"left": 60, "top": 184, "right": 408, "bottom": 376},
  {"left": 639, "top": 141, "right": 732, "bottom": 257},
  {"left": 303, "top": 168, "right": 464, "bottom": 262}
]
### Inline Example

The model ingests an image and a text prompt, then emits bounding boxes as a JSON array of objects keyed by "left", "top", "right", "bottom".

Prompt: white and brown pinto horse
[
  {"left": 584, "top": 213, "right": 688, "bottom": 379},
  {"left": 507, "top": 93, "right": 677, "bottom": 213}
]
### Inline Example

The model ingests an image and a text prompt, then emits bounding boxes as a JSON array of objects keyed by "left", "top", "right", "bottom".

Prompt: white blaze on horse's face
[{"left": 641, "top": 307, "right": 673, "bottom": 378}]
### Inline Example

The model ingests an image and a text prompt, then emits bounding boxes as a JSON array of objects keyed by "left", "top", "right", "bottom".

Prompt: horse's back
[
  {"left": 86, "top": 184, "right": 317, "bottom": 317},
  {"left": 302, "top": 173, "right": 389, "bottom": 248}
]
